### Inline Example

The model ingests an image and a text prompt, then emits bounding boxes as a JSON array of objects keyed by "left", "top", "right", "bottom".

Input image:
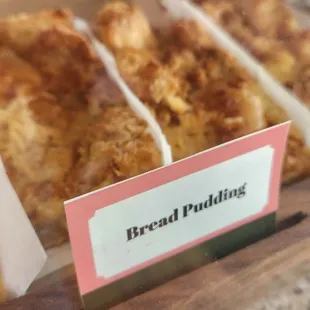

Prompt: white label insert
[{"left": 89, "top": 146, "right": 274, "bottom": 278}]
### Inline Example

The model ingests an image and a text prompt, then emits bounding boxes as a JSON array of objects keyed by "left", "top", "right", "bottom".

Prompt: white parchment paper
[{"left": 0, "top": 158, "right": 47, "bottom": 298}]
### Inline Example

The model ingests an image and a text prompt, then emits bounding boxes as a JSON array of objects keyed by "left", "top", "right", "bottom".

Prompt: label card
[{"left": 65, "top": 122, "right": 290, "bottom": 310}]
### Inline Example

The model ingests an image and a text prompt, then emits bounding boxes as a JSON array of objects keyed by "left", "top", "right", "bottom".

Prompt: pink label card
[{"left": 65, "top": 122, "right": 290, "bottom": 297}]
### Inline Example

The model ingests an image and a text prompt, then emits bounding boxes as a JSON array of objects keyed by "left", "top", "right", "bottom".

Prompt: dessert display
[
  {"left": 0, "top": 0, "right": 309, "bottom": 306},
  {"left": 0, "top": 9, "right": 162, "bottom": 249},
  {"left": 94, "top": 1, "right": 310, "bottom": 184},
  {"left": 192, "top": 0, "right": 310, "bottom": 108}
]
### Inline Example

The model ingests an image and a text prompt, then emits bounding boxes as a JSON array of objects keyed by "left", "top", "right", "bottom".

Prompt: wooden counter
[{"left": 1, "top": 178, "right": 310, "bottom": 310}]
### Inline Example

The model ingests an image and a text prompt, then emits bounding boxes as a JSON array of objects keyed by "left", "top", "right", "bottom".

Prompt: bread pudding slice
[{"left": 94, "top": 1, "right": 310, "bottom": 183}]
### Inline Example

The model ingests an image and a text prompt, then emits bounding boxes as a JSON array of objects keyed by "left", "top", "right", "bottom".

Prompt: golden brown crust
[
  {"left": 85, "top": 66, "right": 125, "bottom": 116},
  {"left": 0, "top": 46, "right": 42, "bottom": 154},
  {"left": 4, "top": 93, "right": 161, "bottom": 248},
  {"left": 94, "top": 1, "right": 156, "bottom": 51},
  {"left": 192, "top": 0, "right": 310, "bottom": 182},
  {"left": 22, "top": 181, "right": 69, "bottom": 248},
  {"left": 170, "top": 20, "right": 214, "bottom": 50},
  {"left": 25, "top": 26, "right": 97, "bottom": 94},
  {"left": 5, "top": 95, "right": 161, "bottom": 249},
  {"left": 192, "top": 79, "right": 266, "bottom": 142},
  {"left": 3, "top": 149, "right": 71, "bottom": 248},
  {"left": 293, "top": 60, "right": 310, "bottom": 107},
  {"left": 283, "top": 138, "right": 310, "bottom": 184},
  {"left": 264, "top": 98, "right": 310, "bottom": 183},
  {"left": 67, "top": 105, "right": 161, "bottom": 196},
  {"left": 196, "top": 0, "right": 310, "bottom": 107},
  {"left": 66, "top": 116, "right": 161, "bottom": 208},
  {"left": 95, "top": 4, "right": 267, "bottom": 154},
  {"left": 0, "top": 9, "right": 73, "bottom": 54},
  {"left": 116, "top": 48, "right": 187, "bottom": 107},
  {"left": 196, "top": 0, "right": 299, "bottom": 39},
  {"left": 114, "top": 48, "right": 205, "bottom": 161},
  {"left": 0, "top": 9, "right": 162, "bottom": 249},
  {"left": 237, "top": 0, "right": 299, "bottom": 39},
  {"left": 95, "top": 1, "right": 310, "bottom": 183},
  {"left": 0, "top": 46, "right": 42, "bottom": 104},
  {"left": 159, "top": 111, "right": 211, "bottom": 160},
  {"left": 0, "top": 9, "right": 98, "bottom": 94},
  {"left": 288, "top": 30, "right": 310, "bottom": 60},
  {"left": 7, "top": 93, "right": 73, "bottom": 184}
]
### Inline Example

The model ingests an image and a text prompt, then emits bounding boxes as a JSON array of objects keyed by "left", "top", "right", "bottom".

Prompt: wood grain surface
[{"left": 1, "top": 178, "right": 310, "bottom": 310}]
